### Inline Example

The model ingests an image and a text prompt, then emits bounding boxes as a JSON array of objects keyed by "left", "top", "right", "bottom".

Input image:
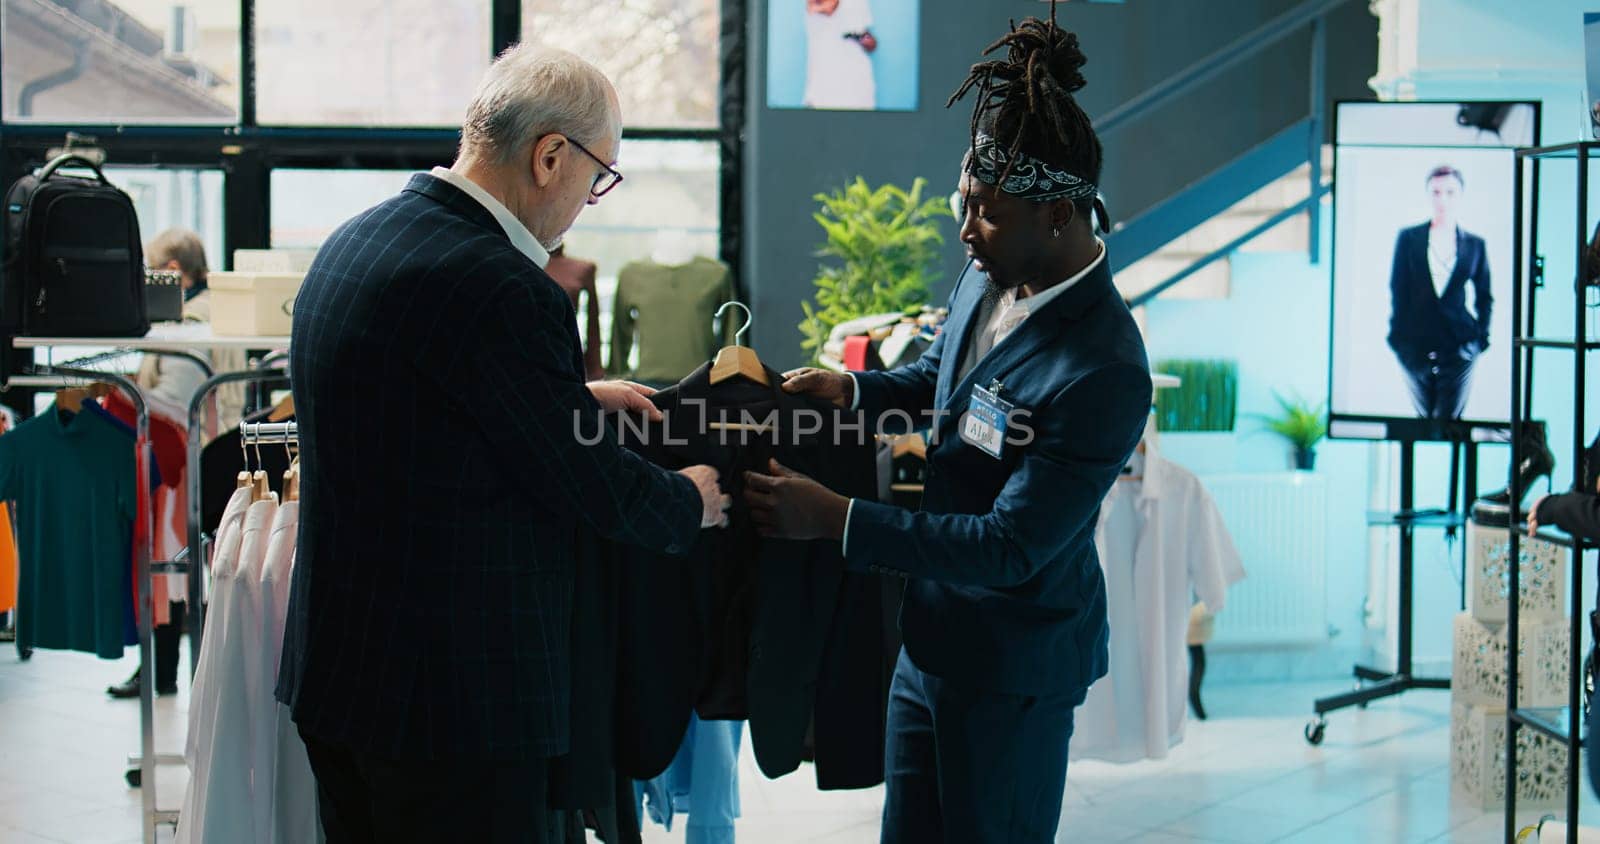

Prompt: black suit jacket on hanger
[{"left": 610, "top": 362, "right": 889, "bottom": 790}]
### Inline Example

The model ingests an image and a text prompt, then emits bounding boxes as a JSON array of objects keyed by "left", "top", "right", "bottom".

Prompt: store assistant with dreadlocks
[{"left": 744, "top": 9, "right": 1151, "bottom": 843}]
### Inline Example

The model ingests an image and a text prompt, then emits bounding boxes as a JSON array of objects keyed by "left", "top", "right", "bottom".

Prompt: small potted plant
[{"left": 1263, "top": 392, "right": 1327, "bottom": 471}]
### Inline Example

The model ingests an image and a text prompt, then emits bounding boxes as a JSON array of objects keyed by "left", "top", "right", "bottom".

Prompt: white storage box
[
  {"left": 1452, "top": 612, "right": 1569, "bottom": 708},
  {"left": 209, "top": 271, "right": 303, "bottom": 337},
  {"left": 233, "top": 249, "right": 319, "bottom": 273},
  {"left": 1450, "top": 701, "right": 1566, "bottom": 809},
  {"left": 1467, "top": 521, "right": 1568, "bottom": 624}
]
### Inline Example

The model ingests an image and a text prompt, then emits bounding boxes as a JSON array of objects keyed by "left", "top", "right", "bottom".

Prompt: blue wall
[
  {"left": 1148, "top": 238, "right": 1503, "bottom": 677},
  {"left": 765, "top": 0, "right": 921, "bottom": 111},
  {"left": 1144, "top": 0, "right": 1600, "bottom": 679}
]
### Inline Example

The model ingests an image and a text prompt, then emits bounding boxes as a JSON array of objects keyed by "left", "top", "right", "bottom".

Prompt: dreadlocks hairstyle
[{"left": 948, "top": 0, "right": 1106, "bottom": 227}]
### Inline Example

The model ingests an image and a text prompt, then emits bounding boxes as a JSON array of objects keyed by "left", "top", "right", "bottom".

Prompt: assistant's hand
[
  {"left": 588, "top": 380, "right": 663, "bottom": 421},
  {"left": 743, "top": 459, "right": 850, "bottom": 541},
  {"left": 680, "top": 465, "right": 732, "bottom": 529},
  {"left": 1528, "top": 494, "right": 1548, "bottom": 538},
  {"left": 781, "top": 368, "right": 854, "bottom": 409}
]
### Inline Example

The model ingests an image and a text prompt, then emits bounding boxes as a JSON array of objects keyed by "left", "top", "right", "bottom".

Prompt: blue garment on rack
[
  {"left": 635, "top": 714, "right": 743, "bottom": 844},
  {"left": 0, "top": 401, "right": 159, "bottom": 658},
  {"left": 78, "top": 401, "right": 162, "bottom": 649}
]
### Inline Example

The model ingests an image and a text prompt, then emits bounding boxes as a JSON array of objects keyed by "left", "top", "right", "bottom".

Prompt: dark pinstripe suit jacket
[{"left": 275, "top": 173, "right": 702, "bottom": 762}]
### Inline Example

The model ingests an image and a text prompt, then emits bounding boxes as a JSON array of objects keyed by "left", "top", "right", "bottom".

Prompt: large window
[
  {"left": 255, "top": 0, "right": 490, "bottom": 126},
  {"left": 1, "top": 0, "right": 240, "bottom": 122},
  {"left": 561, "top": 139, "right": 719, "bottom": 368},
  {"left": 0, "top": 0, "right": 737, "bottom": 376},
  {"left": 522, "top": 0, "right": 719, "bottom": 129},
  {"left": 270, "top": 169, "right": 415, "bottom": 249},
  {"left": 107, "top": 165, "right": 225, "bottom": 265}
]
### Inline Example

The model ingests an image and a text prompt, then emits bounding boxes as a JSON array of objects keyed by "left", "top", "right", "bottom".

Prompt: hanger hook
[
  {"left": 252, "top": 434, "right": 264, "bottom": 473},
  {"left": 240, "top": 425, "right": 251, "bottom": 471},
  {"left": 714, "top": 301, "right": 754, "bottom": 346}
]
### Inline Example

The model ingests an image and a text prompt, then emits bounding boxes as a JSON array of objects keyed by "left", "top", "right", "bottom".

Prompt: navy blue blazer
[
  {"left": 276, "top": 174, "right": 702, "bottom": 762},
  {"left": 1386, "top": 223, "right": 1492, "bottom": 363},
  {"left": 846, "top": 256, "right": 1151, "bottom": 697}
]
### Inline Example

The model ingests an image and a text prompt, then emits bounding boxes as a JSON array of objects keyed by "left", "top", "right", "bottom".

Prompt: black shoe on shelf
[
  {"left": 1473, "top": 420, "right": 1557, "bottom": 528},
  {"left": 107, "top": 668, "right": 177, "bottom": 699}
]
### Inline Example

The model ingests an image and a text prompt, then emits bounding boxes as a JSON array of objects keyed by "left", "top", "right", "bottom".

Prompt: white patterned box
[
  {"left": 1467, "top": 522, "right": 1568, "bottom": 624},
  {"left": 1452, "top": 613, "right": 1569, "bottom": 709},
  {"left": 1451, "top": 701, "right": 1567, "bottom": 809}
]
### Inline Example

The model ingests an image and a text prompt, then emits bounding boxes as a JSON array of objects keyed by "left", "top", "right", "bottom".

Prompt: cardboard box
[
  {"left": 233, "top": 249, "right": 319, "bottom": 274},
  {"left": 209, "top": 271, "right": 303, "bottom": 337}
]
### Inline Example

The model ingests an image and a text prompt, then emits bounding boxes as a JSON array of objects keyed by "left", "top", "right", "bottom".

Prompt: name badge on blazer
[{"left": 961, "top": 382, "right": 1012, "bottom": 459}]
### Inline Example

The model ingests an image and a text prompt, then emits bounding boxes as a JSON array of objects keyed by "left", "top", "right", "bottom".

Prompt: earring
[{"left": 1052, "top": 227, "right": 1061, "bottom": 239}]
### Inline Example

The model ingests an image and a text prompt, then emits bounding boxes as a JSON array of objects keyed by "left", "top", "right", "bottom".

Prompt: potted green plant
[
  {"left": 1262, "top": 391, "right": 1327, "bottom": 471},
  {"left": 800, "top": 177, "right": 953, "bottom": 363}
]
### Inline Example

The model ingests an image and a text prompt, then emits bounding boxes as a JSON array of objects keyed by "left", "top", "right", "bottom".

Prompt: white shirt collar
[
  {"left": 430, "top": 167, "right": 550, "bottom": 269},
  {"left": 1007, "top": 239, "right": 1106, "bottom": 316}
]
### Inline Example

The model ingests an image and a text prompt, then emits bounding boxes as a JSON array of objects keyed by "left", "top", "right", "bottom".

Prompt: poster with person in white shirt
[{"left": 767, "top": 0, "right": 919, "bottom": 111}]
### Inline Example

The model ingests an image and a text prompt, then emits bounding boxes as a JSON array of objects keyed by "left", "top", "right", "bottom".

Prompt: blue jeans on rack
[{"left": 635, "top": 713, "right": 742, "bottom": 844}]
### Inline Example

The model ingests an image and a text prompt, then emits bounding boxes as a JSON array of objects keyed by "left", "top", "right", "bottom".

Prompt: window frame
[{"left": 0, "top": 0, "right": 746, "bottom": 282}]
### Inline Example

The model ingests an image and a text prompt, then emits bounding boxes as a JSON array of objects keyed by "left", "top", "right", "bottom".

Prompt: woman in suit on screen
[{"left": 1385, "top": 165, "right": 1492, "bottom": 420}]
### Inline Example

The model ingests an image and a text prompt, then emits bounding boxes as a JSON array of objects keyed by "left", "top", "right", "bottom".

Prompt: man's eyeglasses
[{"left": 566, "top": 136, "right": 624, "bottom": 198}]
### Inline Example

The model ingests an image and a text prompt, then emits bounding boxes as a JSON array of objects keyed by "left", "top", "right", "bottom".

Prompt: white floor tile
[{"left": 3, "top": 652, "right": 1590, "bottom": 844}]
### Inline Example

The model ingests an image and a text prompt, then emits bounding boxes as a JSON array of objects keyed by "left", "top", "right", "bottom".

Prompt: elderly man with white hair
[{"left": 275, "top": 45, "right": 730, "bottom": 842}]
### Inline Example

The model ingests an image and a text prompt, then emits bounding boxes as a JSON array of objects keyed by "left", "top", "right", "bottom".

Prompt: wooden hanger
[
  {"left": 54, "top": 382, "right": 112, "bottom": 414},
  {"left": 268, "top": 394, "right": 295, "bottom": 423},
  {"left": 708, "top": 301, "right": 769, "bottom": 387},
  {"left": 252, "top": 470, "right": 271, "bottom": 502},
  {"left": 891, "top": 433, "right": 927, "bottom": 461},
  {"left": 282, "top": 440, "right": 300, "bottom": 503}
]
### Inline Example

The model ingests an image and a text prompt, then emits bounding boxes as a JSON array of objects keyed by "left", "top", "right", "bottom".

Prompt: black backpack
[{"left": 2, "top": 154, "right": 148, "bottom": 337}]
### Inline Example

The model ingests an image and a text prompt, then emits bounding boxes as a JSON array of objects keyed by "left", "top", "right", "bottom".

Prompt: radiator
[{"left": 1203, "top": 473, "right": 1329, "bottom": 647}]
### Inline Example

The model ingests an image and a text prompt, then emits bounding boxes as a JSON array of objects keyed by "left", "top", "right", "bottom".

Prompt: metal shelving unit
[{"left": 1505, "top": 140, "right": 1599, "bottom": 844}]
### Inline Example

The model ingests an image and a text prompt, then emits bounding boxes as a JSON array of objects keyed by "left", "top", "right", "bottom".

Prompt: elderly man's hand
[
  {"left": 588, "top": 380, "right": 663, "bottom": 422},
  {"left": 743, "top": 459, "right": 850, "bottom": 541},
  {"left": 680, "top": 465, "right": 732, "bottom": 529}
]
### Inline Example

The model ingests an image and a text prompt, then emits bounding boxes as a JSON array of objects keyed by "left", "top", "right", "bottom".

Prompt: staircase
[
  {"left": 1091, "top": 0, "right": 1355, "bottom": 308},
  {"left": 1113, "top": 144, "right": 1332, "bottom": 303}
]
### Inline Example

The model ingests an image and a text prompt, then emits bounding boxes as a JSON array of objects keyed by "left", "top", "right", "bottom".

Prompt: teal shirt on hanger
[{"left": 0, "top": 401, "right": 146, "bottom": 659}]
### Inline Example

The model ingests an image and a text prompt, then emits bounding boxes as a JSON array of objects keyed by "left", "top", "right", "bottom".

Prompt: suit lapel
[
  {"left": 1411, "top": 226, "right": 1433, "bottom": 297},
  {"left": 939, "top": 258, "right": 1118, "bottom": 420},
  {"left": 935, "top": 264, "right": 986, "bottom": 409}
]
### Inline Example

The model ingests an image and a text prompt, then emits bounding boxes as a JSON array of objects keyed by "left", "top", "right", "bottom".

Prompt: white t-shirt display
[{"left": 804, "top": 0, "right": 876, "bottom": 110}]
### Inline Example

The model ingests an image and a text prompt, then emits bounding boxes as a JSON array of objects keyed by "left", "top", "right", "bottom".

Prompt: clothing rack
[
  {"left": 182, "top": 367, "right": 291, "bottom": 675},
  {"left": 10, "top": 334, "right": 290, "bottom": 844},
  {"left": 2, "top": 364, "right": 171, "bottom": 839},
  {"left": 239, "top": 421, "right": 298, "bottom": 445}
]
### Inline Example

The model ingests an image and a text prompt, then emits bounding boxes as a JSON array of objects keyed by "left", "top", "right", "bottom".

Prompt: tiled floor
[{"left": 1, "top": 645, "right": 1596, "bottom": 843}]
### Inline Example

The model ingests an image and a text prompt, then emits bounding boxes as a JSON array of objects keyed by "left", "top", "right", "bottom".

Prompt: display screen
[{"left": 1328, "top": 101, "right": 1538, "bottom": 440}]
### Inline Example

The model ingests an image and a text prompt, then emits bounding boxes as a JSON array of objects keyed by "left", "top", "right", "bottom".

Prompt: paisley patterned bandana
[{"left": 965, "top": 131, "right": 1098, "bottom": 203}]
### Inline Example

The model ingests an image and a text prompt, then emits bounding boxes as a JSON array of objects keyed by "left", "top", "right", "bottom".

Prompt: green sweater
[{"left": 608, "top": 257, "right": 734, "bottom": 385}]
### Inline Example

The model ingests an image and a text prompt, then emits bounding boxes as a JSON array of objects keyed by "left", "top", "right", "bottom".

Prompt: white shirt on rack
[
  {"left": 430, "top": 167, "right": 550, "bottom": 269},
  {"left": 1065, "top": 440, "right": 1245, "bottom": 770},
  {"left": 177, "top": 486, "right": 255, "bottom": 844}
]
